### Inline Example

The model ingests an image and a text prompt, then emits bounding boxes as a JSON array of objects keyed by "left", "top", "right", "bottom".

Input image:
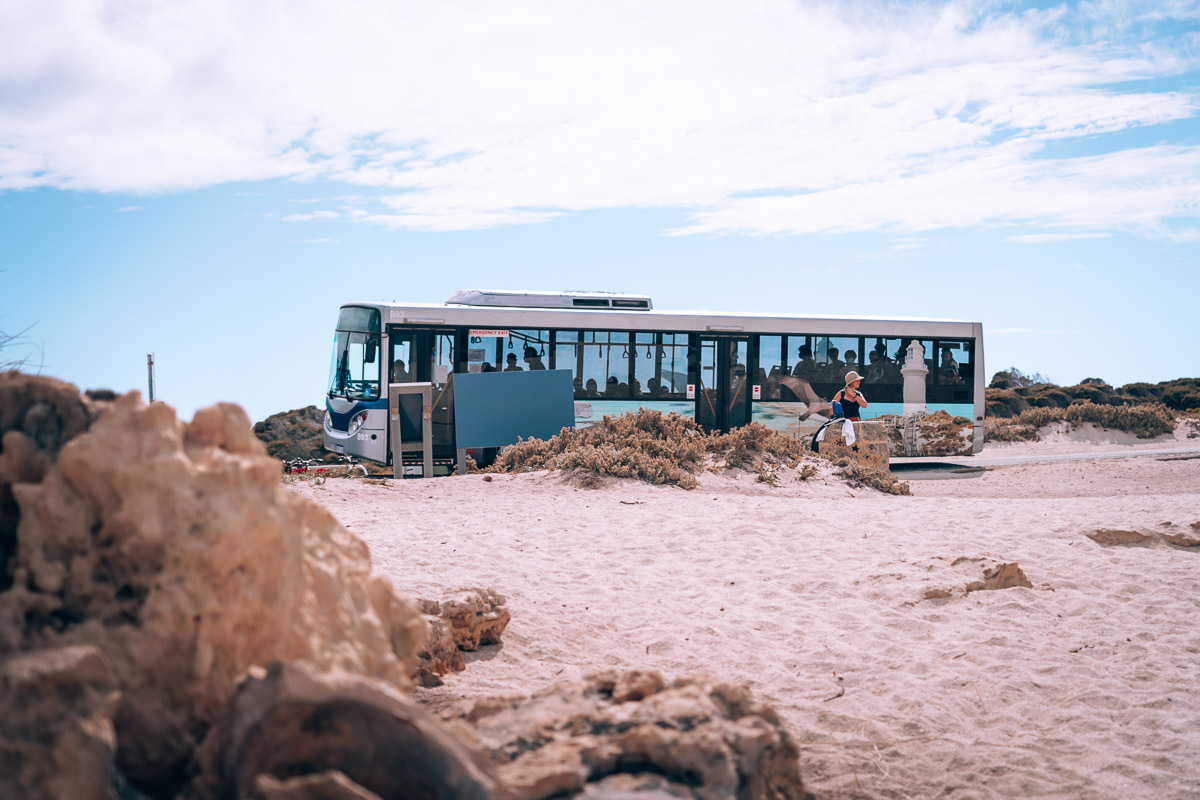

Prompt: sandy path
[{"left": 290, "top": 449, "right": 1200, "bottom": 800}]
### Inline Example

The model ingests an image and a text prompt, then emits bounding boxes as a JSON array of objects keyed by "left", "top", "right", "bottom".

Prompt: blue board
[{"left": 453, "top": 369, "right": 576, "bottom": 449}]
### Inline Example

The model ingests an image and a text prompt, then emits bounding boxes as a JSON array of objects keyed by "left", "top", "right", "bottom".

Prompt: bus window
[
  {"left": 814, "top": 336, "right": 860, "bottom": 388},
  {"left": 932, "top": 340, "right": 974, "bottom": 402},
  {"left": 493, "top": 329, "right": 549, "bottom": 372},
  {"left": 390, "top": 337, "right": 414, "bottom": 383},
  {"left": 632, "top": 332, "right": 688, "bottom": 398},
  {"left": 757, "top": 335, "right": 783, "bottom": 399},
  {"left": 327, "top": 330, "right": 381, "bottom": 400},
  {"left": 553, "top": 331, "right": 585, "bottom": 394},
  {"left": 577, "top": 331, "right": 631, "bottom": 399},
  {"left": 430, "top": 332, "right": 456, "bottom": 451},
  {"left": 864, "top": 338, "right": 932, "bottom": 403}
]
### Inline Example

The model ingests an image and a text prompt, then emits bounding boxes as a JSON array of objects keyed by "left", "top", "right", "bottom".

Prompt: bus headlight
[{"left": 348, "top": 410, "right": 369, "bottom": 434}]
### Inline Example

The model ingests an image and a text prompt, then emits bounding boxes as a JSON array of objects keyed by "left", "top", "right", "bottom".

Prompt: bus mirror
[{"left": 366, "top": 339, "right": 377, "bottom": 363}]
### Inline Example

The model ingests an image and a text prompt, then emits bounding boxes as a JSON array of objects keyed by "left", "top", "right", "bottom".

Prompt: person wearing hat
[{"left": 834, "top": 371, "right": 868, "bottom": 421}]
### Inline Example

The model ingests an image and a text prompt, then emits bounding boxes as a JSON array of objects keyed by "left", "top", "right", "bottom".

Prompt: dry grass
[
  {"left": 985, "top": 402, "right": 1176, "bottom": 441},
  {"left": 831, "top": 457, "right": 911, "bottom": 495},
  {"left": 485, "top": 411, "right": 831, "bottom": 491}
]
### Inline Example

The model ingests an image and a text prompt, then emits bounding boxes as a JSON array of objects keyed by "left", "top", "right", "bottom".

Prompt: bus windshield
[{"left": 327, "top": 329, "right": 381, "bottom": 400}]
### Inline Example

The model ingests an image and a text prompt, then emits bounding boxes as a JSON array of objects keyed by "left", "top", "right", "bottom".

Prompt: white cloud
[
  {"left": 281, "top": 210, "right": 339, "bottom": 222},
  {"left": 1, "top": 0, "right": 1197, "bottom": 237},
  {"left": 1007, "top": 233, "right": 1112, "bottom": 243},
  {"left": 114, "top": 205, "right": 142, "bottom": 213}
]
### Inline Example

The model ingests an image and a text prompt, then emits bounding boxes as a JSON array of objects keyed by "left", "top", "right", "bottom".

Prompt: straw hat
[{"left": 844, "top": 370, "right": 865, "bottom": 385}]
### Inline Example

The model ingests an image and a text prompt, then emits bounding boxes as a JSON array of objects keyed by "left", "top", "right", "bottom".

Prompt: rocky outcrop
[
  {"left": 440, "top": 670, "right": 808, "bottom": 800},
  {"left": 0, "top": 374, "right": 427, "bottom": 797},
  {"left": 253, "top": 405, "right": 328, "bottom": 462},
  {"left": 1, "top": 374, "right": 809, "bottom": 800},
  {"left": 193, "top": 661, "right": 497, "bottom": 800},
  {"left": 965, "top": 562, "right": 1032, "bottom": 592},
  {"left": 415, "top": 614, "right": 465, "bottom": 688},
  {"left": 1087, "top": 528, "right": 1153, "bottom": 546},
  {"left": 1086, "top": 526, "right": 1200, "bottom": 549},
  {"left": 419, "top": 588, "right": 512, "bottom": 652},
  {"left": 0, "top": 644, "right": 121, "bottom": 800}
]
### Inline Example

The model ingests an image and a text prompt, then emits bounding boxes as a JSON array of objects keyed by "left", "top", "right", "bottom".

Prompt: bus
[{"left": 324, "top": 290, "right": 984, "bottom": 472}]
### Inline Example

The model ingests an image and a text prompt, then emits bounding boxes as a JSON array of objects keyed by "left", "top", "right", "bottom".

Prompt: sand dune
[{"left": 290, "top": 439, "right": 1200, "bottom": 799}]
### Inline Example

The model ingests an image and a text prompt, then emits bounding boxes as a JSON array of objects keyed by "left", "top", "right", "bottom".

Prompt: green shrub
[
  {"left": 1060, "top": 383, "right": 1113, "bottom": 405},
  {"left": 985, "top": 388, "right": 1027, "bottom": 418},
  {"left": 1163, "top": 387, "right": 1200, "bottom": 412},
  {"left": 1119, "top": 382, "right": 1162, "bottom": 400}
]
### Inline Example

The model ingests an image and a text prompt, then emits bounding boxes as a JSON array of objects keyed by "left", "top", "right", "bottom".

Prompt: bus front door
[
  {"left": 388, "top": 328, "right": 457, "bottom": 468},
  {"left": 696, "top": 336, "right": 750, "bottom": 432}
]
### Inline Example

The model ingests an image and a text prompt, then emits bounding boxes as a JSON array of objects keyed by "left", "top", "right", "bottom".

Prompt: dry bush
[
  {"left": 486, "top": 410, "right": 709, "bottom": 489},
  {"left": 485, "top": 412, "right": 822, "bottom": 490},
  {"left": 708, "top": 421, "right": 809, "bottom": 469},
  {"left": 1062, "top": 401, "right": 1175, "bottom": 438},
  {"left": 984, "top": 402, "right": 1175, "bottom": 442},
  {"left": 1015, "top": 406, "right": 1066, "bottom": 429},
  {"left": 984, "top": 420, "right": 1040, "bottom": 443},
  {"left": 831, "top": 457, "right": 911, "bottom": 495}
]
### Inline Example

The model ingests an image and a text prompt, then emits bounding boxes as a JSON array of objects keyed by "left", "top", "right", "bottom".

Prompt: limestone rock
[
  {"left": 0, "top": 644, "right": 120, "bottom": 800},
  {"left": 0, "top": 375, "right": 427, "bottom": 796},
  {"left": 415, "top": 613, "right": 465, "bottom": 687},
  {"left": 439, "top": 669, "right": 807, "bottom": 800},
  {"left": 1086, "top": 528, "right": 1153, "bottom": 546},
  {"left": 419, "top": 588, "right": 511, "bottom": 651},
  {"left": 1161, "top": 531, "right": 1200, "bottom": 548},
  {"left": 966, "top": 562, "right": 1032, "bottom": 592},
  {"left": 197, "top": 661, "right": 497, "bottom": 800}
]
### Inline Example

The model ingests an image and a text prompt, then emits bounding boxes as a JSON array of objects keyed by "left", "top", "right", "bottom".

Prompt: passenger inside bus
[
  {"left": 792, "top": 344, "right": 818, "bottom": 380},
  {"left": 504, "top": 353, "right": 523, "bottom": 372},
  {"left": 391, "top": 359, "right": 410, "bottom": 382},
  {"left": 823, "top": 347, "right": 845, "bottom": 380},
  {"left": 939, "top": 347, "right": 961, "bottom": 383},
  {"left": 584, "top": 378, "right": 601, "bottom": 397},
  {"left": 523, "top": 346, "right": 546, "bottom": 370},
  {"left": 844, "top": 349, "right": 858, "bottom": 375}
]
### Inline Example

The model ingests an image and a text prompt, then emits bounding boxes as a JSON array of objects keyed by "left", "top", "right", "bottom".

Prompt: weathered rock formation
[
  {"left": 192, "top": 660, "right": 498, "bottom": 800},
  {"left": 439, "top": 670, "right": 808, "bottom": 800},
  {"left": 1, "top": 373, "right": 806, "bottom": 799},
  {"left": 420, "top": 588, "right": 512, "bottom": 652},
  {"left": 0, "top": 644, "right": 121, "bottom": 800},
  {"left": 415, "top": 589, "right": 510, "bottom": 687},
  {"left": 965, "top": 562, "right": 1032, "bottom": 593},
  {"left": 415, "top": 613, "right": 465, "bottom": 688},
  {"left": 252, "top": 405, "right": 329, "bottom": 462},
  {"left": 0, "top": 373, "right": 426, "bottom": 796},
  {"left": 1086, "top": 526, "right": 1200, "bottom": 549},
  {"left": 1086, "top": 528, "right": 1153, "bottom": 546}
]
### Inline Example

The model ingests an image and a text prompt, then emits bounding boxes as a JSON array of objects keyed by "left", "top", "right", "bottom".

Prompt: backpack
[{"left": 830, "top": 390, "right": 844, "bottom": 419}]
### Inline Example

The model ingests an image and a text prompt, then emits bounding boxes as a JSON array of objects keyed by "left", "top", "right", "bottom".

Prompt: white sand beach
[{"left": 290, "top": 429, "right": 1200, "bottom": 800}]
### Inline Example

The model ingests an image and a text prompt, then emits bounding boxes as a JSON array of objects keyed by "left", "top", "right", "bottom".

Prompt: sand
[{"left": 288, "top": 431, "right": 1200, "bottom": 800}]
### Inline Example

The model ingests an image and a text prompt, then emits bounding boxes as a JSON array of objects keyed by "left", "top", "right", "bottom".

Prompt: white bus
[{"left": 325, "top": 290, "right": 984, "bottom": 472}]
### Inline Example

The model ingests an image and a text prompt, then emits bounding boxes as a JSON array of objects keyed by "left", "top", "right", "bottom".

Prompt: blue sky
[{"left": 2, "top": 0, "right": 1198, "bottom": 424}]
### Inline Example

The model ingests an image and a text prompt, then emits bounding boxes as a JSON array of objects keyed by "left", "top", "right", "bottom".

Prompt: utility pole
[{"left": 147, "top": 353, "right": 155, "bottom": 402}]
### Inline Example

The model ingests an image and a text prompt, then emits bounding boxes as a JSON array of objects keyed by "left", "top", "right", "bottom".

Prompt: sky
[{"left": 2, "top": 0, "right": 1198, "bottom": 425}]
